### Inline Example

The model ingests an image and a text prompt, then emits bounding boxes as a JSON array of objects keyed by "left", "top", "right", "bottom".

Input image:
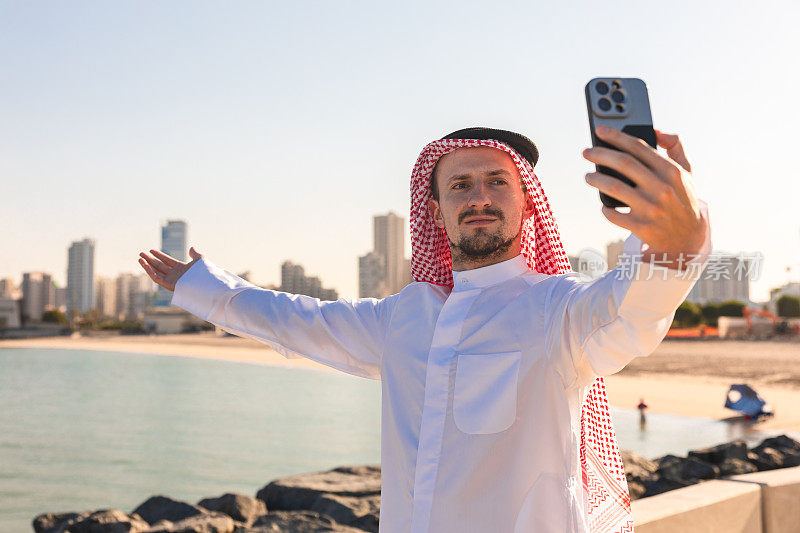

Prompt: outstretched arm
[
  {"left": 547, "top": 126, "right": 711, "bottom": 389},
  {"left": 545, "top": 216, "right": 710, "bottom": 390},
  {"left": 138, "top": 248, "right": 398, "bottom": 380}
]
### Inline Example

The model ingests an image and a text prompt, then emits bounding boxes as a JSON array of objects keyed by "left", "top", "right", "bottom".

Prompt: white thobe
[{"left": 170, "top": 225, "right": 710, "bottom": 532}]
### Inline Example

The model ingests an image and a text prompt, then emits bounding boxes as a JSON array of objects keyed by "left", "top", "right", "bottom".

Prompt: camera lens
[
  {"left": 612, "top": 80, "right": 621, "bottom": 89},
  {"left": 615, "top": 104, "right": 625, "bottom": 113},
  {"left": 598, "top": 98, "right": 611, "bottom": 111},
  {"left": 595, "top": 81, "right": 609, "bottom": 95},
  {"left": 611, "top": 90, "right": 625, "bottom": 103}
]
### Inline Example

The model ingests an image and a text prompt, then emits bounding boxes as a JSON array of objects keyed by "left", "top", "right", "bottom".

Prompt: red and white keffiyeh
[{"left": 409, "top": 137, "right": 634, "bottom": 533}]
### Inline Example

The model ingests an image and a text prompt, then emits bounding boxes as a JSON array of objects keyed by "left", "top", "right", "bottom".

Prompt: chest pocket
[{"left": 453, "top": 350, "right": 522, "bottom": 434}]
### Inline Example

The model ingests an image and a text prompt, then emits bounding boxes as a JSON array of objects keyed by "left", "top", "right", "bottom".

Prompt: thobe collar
[{"left": 451, "top": 254, "right": 530, "bottom": 292}]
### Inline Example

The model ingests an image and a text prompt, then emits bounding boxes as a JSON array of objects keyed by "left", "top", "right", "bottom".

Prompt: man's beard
[{"left": 446, "top": 208, "right": 522, "bottom": 261}]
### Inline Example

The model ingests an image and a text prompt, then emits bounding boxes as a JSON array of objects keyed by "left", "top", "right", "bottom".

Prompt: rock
[
  {"left": 626, "top": 481, "right": 646, "bottom": 501},
  {"left": 656, "top": 454, "right": 719, "bottom": 483},
  {"left": 243, "top": 511, "right": 364, "bottom": 532},
  {"left": 131, "top": 495, "right": 208, "bottom": 526},
  {"left": 621, "top": 450, "right": 658, "bottom": 486},
  {"left": 32, "top": 509, "right": 150, "bottom": 533},
  {"left": 197, "top": 493, "right": 267, "bottom": 525},
  {"left": 310, "top": 493, "right": 380, "bottom": 532},
  {"left": 753, "top": 434, "right": 800, "bottom": 455},
  {"left": 688, "top": 440, "right": 749, "bottom": 464},
  {"left": 145, "top": 511, "right": 239, "bottom": 532},
  {"left": 748, "top": 448, "right": 785, "bottom": 471},
  {"left": 257, "top": 465, "right": 381, "bottom": 512},
  {"left": 719, "top": 457, "right": 758, "bottom": 476},
  {"left": 642, "top": 477, "right": 695, "bottom": 498},
  {"left": 33, "top": 512, "right": 83, "bottom": 533}
]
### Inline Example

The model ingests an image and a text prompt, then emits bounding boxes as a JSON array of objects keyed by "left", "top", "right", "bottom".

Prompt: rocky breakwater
[
  {"left": 623, "top": 434, "right": 800, "bottom": 499},
  {"left": 33, "top": 465, "right": 380, "bottom": 533},
  {"left": 32, "top": 435, "right": 800, "bottom": 532}
]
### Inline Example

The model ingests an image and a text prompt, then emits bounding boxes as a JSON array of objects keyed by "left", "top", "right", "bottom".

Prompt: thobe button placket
[{"left": 409, "top": 288, "right": 481, "bottom": 533}]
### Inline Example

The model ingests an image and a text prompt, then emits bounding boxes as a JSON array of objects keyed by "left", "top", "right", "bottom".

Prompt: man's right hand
[{"left": 138, "top": 246, "right": 204, "bottom": 292}]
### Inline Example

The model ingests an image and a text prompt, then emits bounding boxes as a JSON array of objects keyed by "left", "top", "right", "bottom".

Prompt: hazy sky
[{"left": 2, "top": 1, "right": 798, "bottom": 301}]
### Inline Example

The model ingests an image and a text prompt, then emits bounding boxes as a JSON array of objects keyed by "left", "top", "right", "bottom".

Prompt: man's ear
[
  {"left": 522, "top": 194, "right": 535, "bottom": 221},
  {"left": 428, "top": 198, "right": 445, "bottom": 229}
]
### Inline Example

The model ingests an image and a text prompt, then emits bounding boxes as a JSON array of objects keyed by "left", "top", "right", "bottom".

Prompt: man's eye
[
  {"left": 452, "top": 183, "right": 468, "bottom": 190},
  {"left": 492, "top": 179, "right": 507, "bottom": 185}
]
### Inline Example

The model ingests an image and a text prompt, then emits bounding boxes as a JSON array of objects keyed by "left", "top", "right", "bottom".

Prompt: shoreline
[{"left": 3, "top": 333, "right": 800, "bottom": 433}]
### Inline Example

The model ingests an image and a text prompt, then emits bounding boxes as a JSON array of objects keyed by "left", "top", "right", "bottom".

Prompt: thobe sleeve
[
  {"left": 545, "top": 200, "right": 712, "bottom": 390},
  {"left": 170, "top": 257, "right": 399, "bottom": 380}
]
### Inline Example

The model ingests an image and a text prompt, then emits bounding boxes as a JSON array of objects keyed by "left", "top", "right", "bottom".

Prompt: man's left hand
[{"left": 582, "top": 125, "right": 707, "bottom": 270}]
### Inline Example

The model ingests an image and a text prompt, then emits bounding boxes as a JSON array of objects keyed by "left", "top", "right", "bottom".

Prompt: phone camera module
[
  {"left": 595, "top": 81, "right": 609, "bottom": 95},
  {"left": 598, "top": 98, "right": 612, "bottom": 111},
  {"left": 611, "top": 90, "right": 625, "bottom": 103}
]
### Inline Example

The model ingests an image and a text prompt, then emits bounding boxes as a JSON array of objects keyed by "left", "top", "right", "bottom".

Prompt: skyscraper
[
  {"left": 67, "top": 238, "right": 95, "bottom": 315},
  {"left": 22, "top": 272, "right": 51, "bottom": 323},
  {"left": 359, "top": 212, "right": 411, "bottom": 297},
  {"left": 374, "top": 212, "right": 405, "bottom": 294},
  {"left": 153, "top": 219, "right": 188, "bottom": 306}
]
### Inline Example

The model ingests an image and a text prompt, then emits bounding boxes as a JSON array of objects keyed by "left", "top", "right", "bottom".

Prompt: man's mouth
[{"left": 463, "top": 217, "right": 498, "bottom": 226}]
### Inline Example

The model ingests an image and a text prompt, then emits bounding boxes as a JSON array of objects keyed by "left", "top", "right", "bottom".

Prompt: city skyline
[
  {"left": 2, "top": 3, "right": 799, "bottom": 301},
  {"left": 2, "top": 214, "right": 785, "bottom": 307}
]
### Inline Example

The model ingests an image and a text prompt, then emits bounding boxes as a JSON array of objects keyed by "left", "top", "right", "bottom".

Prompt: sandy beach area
[{"left": 3, "top": 333, "right": 799, "bottom": 433}]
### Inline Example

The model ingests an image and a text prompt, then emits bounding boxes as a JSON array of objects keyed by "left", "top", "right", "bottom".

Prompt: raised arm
[
  {"left": 545, "top": 212, "right": 710, "bottom": 390},
  {"left": 138, "top": 249, "right": 398, "bottom": 380}
]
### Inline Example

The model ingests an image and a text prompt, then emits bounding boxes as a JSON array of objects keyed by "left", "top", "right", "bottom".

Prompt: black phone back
[{"left": 585, "top": 77, "right": 656, "bottom": 208}]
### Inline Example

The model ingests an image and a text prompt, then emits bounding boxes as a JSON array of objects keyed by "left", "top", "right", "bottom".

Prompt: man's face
[{"left": 428, "top": 146, "right": 535, "bottom": 263}]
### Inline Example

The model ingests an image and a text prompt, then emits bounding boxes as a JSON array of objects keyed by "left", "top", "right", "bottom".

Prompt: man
[{"left": 138, "top": 125, "right": 710, "bottom": 532}]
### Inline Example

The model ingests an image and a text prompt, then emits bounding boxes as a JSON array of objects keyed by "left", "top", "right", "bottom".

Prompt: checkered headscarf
[{"left": 409, "top": 134, "right": 634, "bottom": 533}]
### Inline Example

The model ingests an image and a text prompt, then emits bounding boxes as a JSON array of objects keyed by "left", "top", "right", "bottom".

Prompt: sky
[{"left": 2, "top": 1, "right": 798, "bottom": 301}]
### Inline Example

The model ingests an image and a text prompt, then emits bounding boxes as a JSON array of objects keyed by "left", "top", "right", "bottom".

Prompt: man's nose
[{"left": 467, "top": 182, "right": 491, "bottom": 207}]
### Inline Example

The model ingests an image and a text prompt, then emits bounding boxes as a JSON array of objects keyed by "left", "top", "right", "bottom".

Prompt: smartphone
[{"left": 584, "top": 77, "right": 656, "bottom": 208}]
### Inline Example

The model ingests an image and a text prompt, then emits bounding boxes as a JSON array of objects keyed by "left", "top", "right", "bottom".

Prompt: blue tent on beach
[{"left": 724, "top": 384, "right": 773, "bottom": 419}]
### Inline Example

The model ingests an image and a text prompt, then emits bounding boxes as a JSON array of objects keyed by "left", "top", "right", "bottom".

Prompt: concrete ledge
[
  {"left": 729, "top": 466, "right": 800, "bottom": 533},
  {"left": 631, "top": 479, "right": 762, "bottom": 532}
]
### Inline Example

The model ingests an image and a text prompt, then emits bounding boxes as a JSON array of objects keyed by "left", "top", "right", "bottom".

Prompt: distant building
[
  {"left": 359, "top": 251, "right": 387, "bottom": 298},
  {"left": 67, "top": 238, "right": 96, "bottom": 315},
  {"left": 606, "top": 239, "right": 625, "bottom": 270},
  {"left": 359, "top": 212, "right": 412, "bottom": 298},
  {"left": 21, "top": 272, "right": 56, "bottom": 323},
  {"left": 96, "top": 276, "right": 117, "bottom": 318},
  {"left": 0, "top": 278, "right": 18, "bottom": 299},
  {"left": 0, "top": 298, "right": 21, "bottom": 329},
  {"left": 154, "top": 219, "right": 188, "bottom": 307},
  {"left": 687, "top": 253, "right": 752, "bottom": 304},
  {"left": 769, "top": 282, "right": 800, "bottom": 313},
  {"left": 280, "top": 261, "right": 338, "bottom": 300},
  {"left": 116, "top": 272, "right": 153, "bottom": 320}
]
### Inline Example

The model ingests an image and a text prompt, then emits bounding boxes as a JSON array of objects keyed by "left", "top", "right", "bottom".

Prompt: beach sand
[{"left": 3, "top": 333, "right": 799, "bottom": 432}]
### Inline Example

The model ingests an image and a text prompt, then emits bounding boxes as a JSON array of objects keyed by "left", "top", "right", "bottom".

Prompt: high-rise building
[
  {"left": 687, "top": 254, "right": 752, "bottom": 304},
  {"left": 21, "top": 272, "right": 53, "bottom": 323},
  {"left": 359, "top": 251, "right": 387, "bottom": 298},
  {"left": 374, "top": 212, "right": 405, "bottom": 293},
  {"left": 67, "top": 238, "right": 95, "bottom": 315},
  {"left": 359, "top": 212, "right": 412, "bottom": 298},
  {"left": 153, "top": 219, "right": 188, "bottom": 307},
  {"left": 280, "top": 261, "right": 338, "bottom": 300},
  {"left": 96, "top": 276, "right": 117, "bottom": 318},
  {"left": 115, "top": 272, "right": 153, "bottom": 320}
]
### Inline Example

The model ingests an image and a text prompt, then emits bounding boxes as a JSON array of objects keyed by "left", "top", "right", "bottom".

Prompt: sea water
[{"left": 0, "top": 347, "right": 792, "bottom": 532}]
